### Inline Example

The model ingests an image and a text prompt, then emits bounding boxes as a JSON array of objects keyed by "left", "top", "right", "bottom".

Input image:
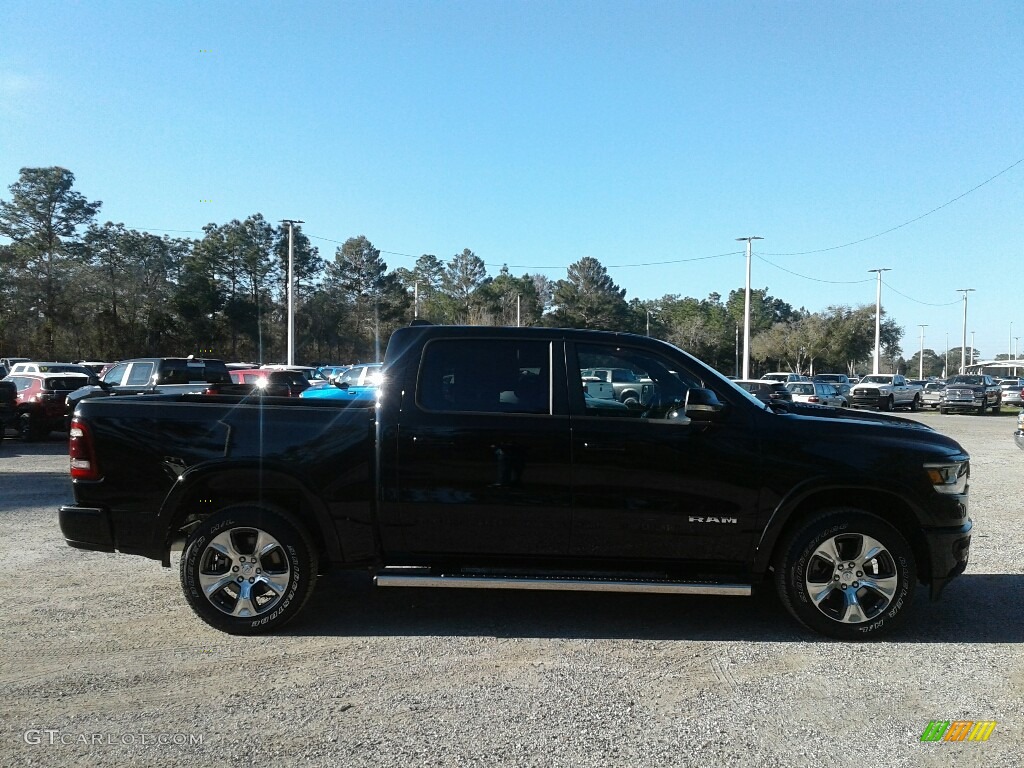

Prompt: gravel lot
[{"left": 1, "top": 410, "right": 1022, "bottom": 767}]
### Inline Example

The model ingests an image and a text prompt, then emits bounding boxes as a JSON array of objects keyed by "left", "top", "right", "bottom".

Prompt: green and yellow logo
[{"left": 920, "top": 720, "right": 996, "bottom": 742}]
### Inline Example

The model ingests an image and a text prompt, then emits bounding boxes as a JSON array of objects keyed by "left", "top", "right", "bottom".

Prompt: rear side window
[
  {"left": 417, "top": 339, "right": 551, "bottom": 414},
  {"left": 125, "top": 362, "right": 155, "bottom": 386}
]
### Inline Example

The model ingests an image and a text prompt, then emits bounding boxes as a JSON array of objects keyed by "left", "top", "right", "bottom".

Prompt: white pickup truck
[{"left": 848, "top": 374, "right": 923, "bottom": 412}]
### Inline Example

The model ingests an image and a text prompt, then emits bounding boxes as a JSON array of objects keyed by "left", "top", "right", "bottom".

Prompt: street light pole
[
  {"left": 956, "top": 288, "right": 975, "bottom": 375},
  {"left": 868, "top": 268, "right": 891, "bottom": 374},
  {"left": 970, "top": 330, "right": 976, "bottom": 368},
  {"left": 945, "top": 332, "right": 949, "bottom": 378},
  {"left": 280, "top": 219, "right": 304, "bottom": 366},
  {"left": 918, "top": 324, "right": 928, "bottom": 380},
  {"left": 736, "top": 236, "right": 763, "bottom": 379}
]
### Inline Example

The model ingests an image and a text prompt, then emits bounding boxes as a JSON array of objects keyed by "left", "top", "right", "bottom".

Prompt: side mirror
[
  {"left": 332, "top": 380, "right": 350, "bottom": 390},
  {"left": 684, "top": 388, "right": 725, "bottom": 420}
]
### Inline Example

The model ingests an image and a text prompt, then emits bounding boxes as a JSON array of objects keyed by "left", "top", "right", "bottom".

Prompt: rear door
[{"left": 388, "top": 336, "right": 573, "bottom": 558}]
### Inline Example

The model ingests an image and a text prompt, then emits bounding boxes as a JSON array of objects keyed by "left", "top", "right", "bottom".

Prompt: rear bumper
[
  {"left": 924, "top": 520, "right": 972, "bottom": 600},
  {"left": 58, "top": 505, "right": 115, "bottom": 552}
]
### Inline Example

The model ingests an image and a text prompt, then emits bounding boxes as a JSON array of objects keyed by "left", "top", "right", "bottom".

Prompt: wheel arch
[
  {"left": 753, "top": 487, "right": 931, "bottom": 584},
  {"left": 155, "top": 463, "right": 344, "bottom": 568}
]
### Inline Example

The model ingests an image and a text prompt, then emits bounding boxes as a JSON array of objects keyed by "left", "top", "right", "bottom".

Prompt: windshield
[
  {"left": 859, "top": 375, "right": 892, "bottom": 384},
  {"left": 949, "top": 376, "right": 983, "bottom": 386}
]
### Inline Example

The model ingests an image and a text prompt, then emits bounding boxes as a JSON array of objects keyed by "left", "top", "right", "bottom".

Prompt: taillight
[
  {"left": 69, "top": 417, "right": 101, "bottom": 481},
  {"left": 808, "top": 396, "right": 820, "bottom": 403}
]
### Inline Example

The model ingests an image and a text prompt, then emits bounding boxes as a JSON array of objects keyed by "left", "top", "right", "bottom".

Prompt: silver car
[
  {"left": 999, "top": 378, "right": 1024, "bottom": 407},
  {"left": 786, "top": 381, "right": 848, "bottom": 407},
  {"left": 921, "top": 381, "right": 945, "bottom": 409}
]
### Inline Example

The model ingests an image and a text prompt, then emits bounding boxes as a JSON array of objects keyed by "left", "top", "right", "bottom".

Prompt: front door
[{"left": 568, "top": 342, "right": 761, "bottom": 568}]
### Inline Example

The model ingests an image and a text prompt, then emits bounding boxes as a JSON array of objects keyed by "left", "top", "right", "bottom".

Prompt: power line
[
  {"left": 882, "top": 280, "right": 961, "bottom": 307},
  {"left": 762, "top": 155, "right": 1024, "bottom": 256},
  {"left": 755, "top": 254, "right": 874, "bottom": 285}
]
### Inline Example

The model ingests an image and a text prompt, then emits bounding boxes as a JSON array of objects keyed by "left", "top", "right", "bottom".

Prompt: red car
[{"left": 6, "top": 373, "right": 93, "bottom": 440}]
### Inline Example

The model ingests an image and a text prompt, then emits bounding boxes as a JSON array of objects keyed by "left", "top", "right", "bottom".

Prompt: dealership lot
[{"left": 1, "top": 411, "right": 1022, "bottom": 767}]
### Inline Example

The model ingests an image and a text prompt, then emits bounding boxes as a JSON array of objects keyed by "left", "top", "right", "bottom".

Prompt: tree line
[{"left": 1, "top": 166, "right": 919, "bottom": 375}]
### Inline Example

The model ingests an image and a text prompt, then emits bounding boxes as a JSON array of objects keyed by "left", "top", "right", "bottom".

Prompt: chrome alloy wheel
[
  {"left": 804, "top": 533, "right": 899, "bottom": 624},
  {"left": 197, "top": 527, "right": 292, "bottom": 617}
]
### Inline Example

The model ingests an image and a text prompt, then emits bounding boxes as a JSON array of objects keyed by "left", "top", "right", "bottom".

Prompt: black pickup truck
[{"left": 59, "top": 325, "right": 972, "bottom": 640}]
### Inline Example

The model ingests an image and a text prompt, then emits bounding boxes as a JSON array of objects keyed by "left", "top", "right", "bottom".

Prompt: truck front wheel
[
  {"left": 775, "top": 508, "right": 916, "bottom": 640},
  {"left": 180, "top": 505, "right": 319, "bottom": 635}
]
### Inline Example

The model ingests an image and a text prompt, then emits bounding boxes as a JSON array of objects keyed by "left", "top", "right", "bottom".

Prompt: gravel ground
[{"left": 1, "top": 410, "right": 1022, "bottom": 767}]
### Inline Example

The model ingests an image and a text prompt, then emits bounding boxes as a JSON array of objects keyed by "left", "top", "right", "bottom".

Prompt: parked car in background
[
  {"left": 300, "top": 363, "right": 383, "bottom": 402},
  {"left": 921, "top": 381, "right": 945, "bottom": 409},
  {"left": 75, "top": 361, "right": 110, "bottom": 375},
  {"left": 998, "top": 378, "right": 1024, "bottom": 408},
  {"left": 8, "top": 362, "right": 100, "bottom": 382},
  {"left": 0, "top": 378, "right": 16, "bottom": 440},
  {"left": 1015, "top": 410, "right": 1024, "bottom": 450},
  {"left": 0, "top": 357, "right": 30, "bottom": 377},
  {"left": 217, "top": 368, "right": 311, "bottom": 397},
  {"left": 813, "top": 373, "right": 851, "bottom": 387},
  {"left": 785, "top": 380, "right": 848, "bottom": 407},
  {"left": 67, "top": 357, "right": 232, "bottom": 411},
  {"left": 7, "top": 373, "right": 91, "bottom": 440},
  {"left": 315, "top": 365, "right": 350, "bottom": 383},
  {"left": 762, "top": 372, "right": 809, "bottom": 384},
  {"left": 849, "top": 374, "right": 922, "bottom": 411},
  {"left": 335, "top": 363, "right": 384, "bottom": 388},
  {"left": 732, "top": 379, "right": 794, "bottom": 406},
  {"left": 260, "top": 364, "right": 320, "bottom": 382},
  {"left": 579, "top": 366, "right": 655, "bottom": 406},
  {"left": 940, "top": 375, "right": 1002, "bottom": 415}
]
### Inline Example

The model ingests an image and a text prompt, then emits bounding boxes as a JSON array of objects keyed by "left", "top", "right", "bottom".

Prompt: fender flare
[{"left": 153, "top": 459, "right": 344, "bottom": 566}]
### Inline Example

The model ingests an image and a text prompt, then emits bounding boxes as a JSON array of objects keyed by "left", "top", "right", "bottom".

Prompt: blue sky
[{"left": 2, "top": 1, "right": 1022, "bottom": 360}]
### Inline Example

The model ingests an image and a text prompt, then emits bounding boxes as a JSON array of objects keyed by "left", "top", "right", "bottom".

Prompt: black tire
[
  {"left": 620, "top": 391, "right": 639, "bottom": 407},
  {"left": 939, "top": 406, "right": 948, "bottom": 415},
  {"left": 775, "top": 508, "right": 916, "bottom": 640},
  {"left": 909, "top": 395, "right": 920, "bottom": 412},
  {"left": 180, "top": 505, "right": 319, "bottom": 635},
  {"left": 977, "top": 398, "right": 987, "bottom": 416},
  {"left": 879, "top": 396, "right": 893, "bottom": 412},
  {"left": 19, "top": 412, "right": 44, "bottom": 441}
]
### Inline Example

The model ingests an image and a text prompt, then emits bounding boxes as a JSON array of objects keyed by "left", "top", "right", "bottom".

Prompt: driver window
[{"left": 575, "top": 343, "right": 698, "bottom": 419}]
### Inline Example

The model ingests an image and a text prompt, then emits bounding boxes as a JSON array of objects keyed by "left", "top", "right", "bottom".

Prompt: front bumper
[
  {"left": 924, "top": 520, "right": 972, "bottom": 600},
  {"left": 849, "top": 390, "right": 887, "bottom": 408}
]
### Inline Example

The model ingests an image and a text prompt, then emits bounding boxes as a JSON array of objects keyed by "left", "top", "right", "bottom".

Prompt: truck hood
[{"left": 769, "top": 400, "right": 932, "bottom": 430}]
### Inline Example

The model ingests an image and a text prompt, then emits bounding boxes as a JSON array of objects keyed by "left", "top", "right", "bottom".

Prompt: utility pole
[
  {"left": 945, "top": 332, "right": 949, "bottom": 378},
  {"left": 736, "top": 236, "right": 763, "bottom": 379},
  {"left": 414, "top": 281, "right": 419, "bottom": 319},
  {"left": 970, "top": 330, "right": 976, "bottom": 368},
  {"left": 280, "top": 219, "right": 304, "bottom": 366},
  {"left": 956, "top": 288, "right": 975, "bottom": 375},
  {"left": 868, "top": 268, "right": 891, "bottom": 374},
  {"left": 918, "top": 324, "right": 928, "bottom": 380}
]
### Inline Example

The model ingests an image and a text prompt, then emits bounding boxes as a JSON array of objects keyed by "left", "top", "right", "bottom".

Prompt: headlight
[{"left": 924, "top": 461, "right": 969, "bottom": 495}]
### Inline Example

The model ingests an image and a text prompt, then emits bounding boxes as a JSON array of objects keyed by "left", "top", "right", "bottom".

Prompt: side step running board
[{"left": 375, "top": 570, "right": 751, "bottom": 596}]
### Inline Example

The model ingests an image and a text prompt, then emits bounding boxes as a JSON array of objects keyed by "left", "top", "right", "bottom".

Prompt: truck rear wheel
[
  {"left": 775, "top": 508, "right": 916, "bottom": 640},
  {"left": 180, "top": 505, "right": 319, "bottom": 634}
]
